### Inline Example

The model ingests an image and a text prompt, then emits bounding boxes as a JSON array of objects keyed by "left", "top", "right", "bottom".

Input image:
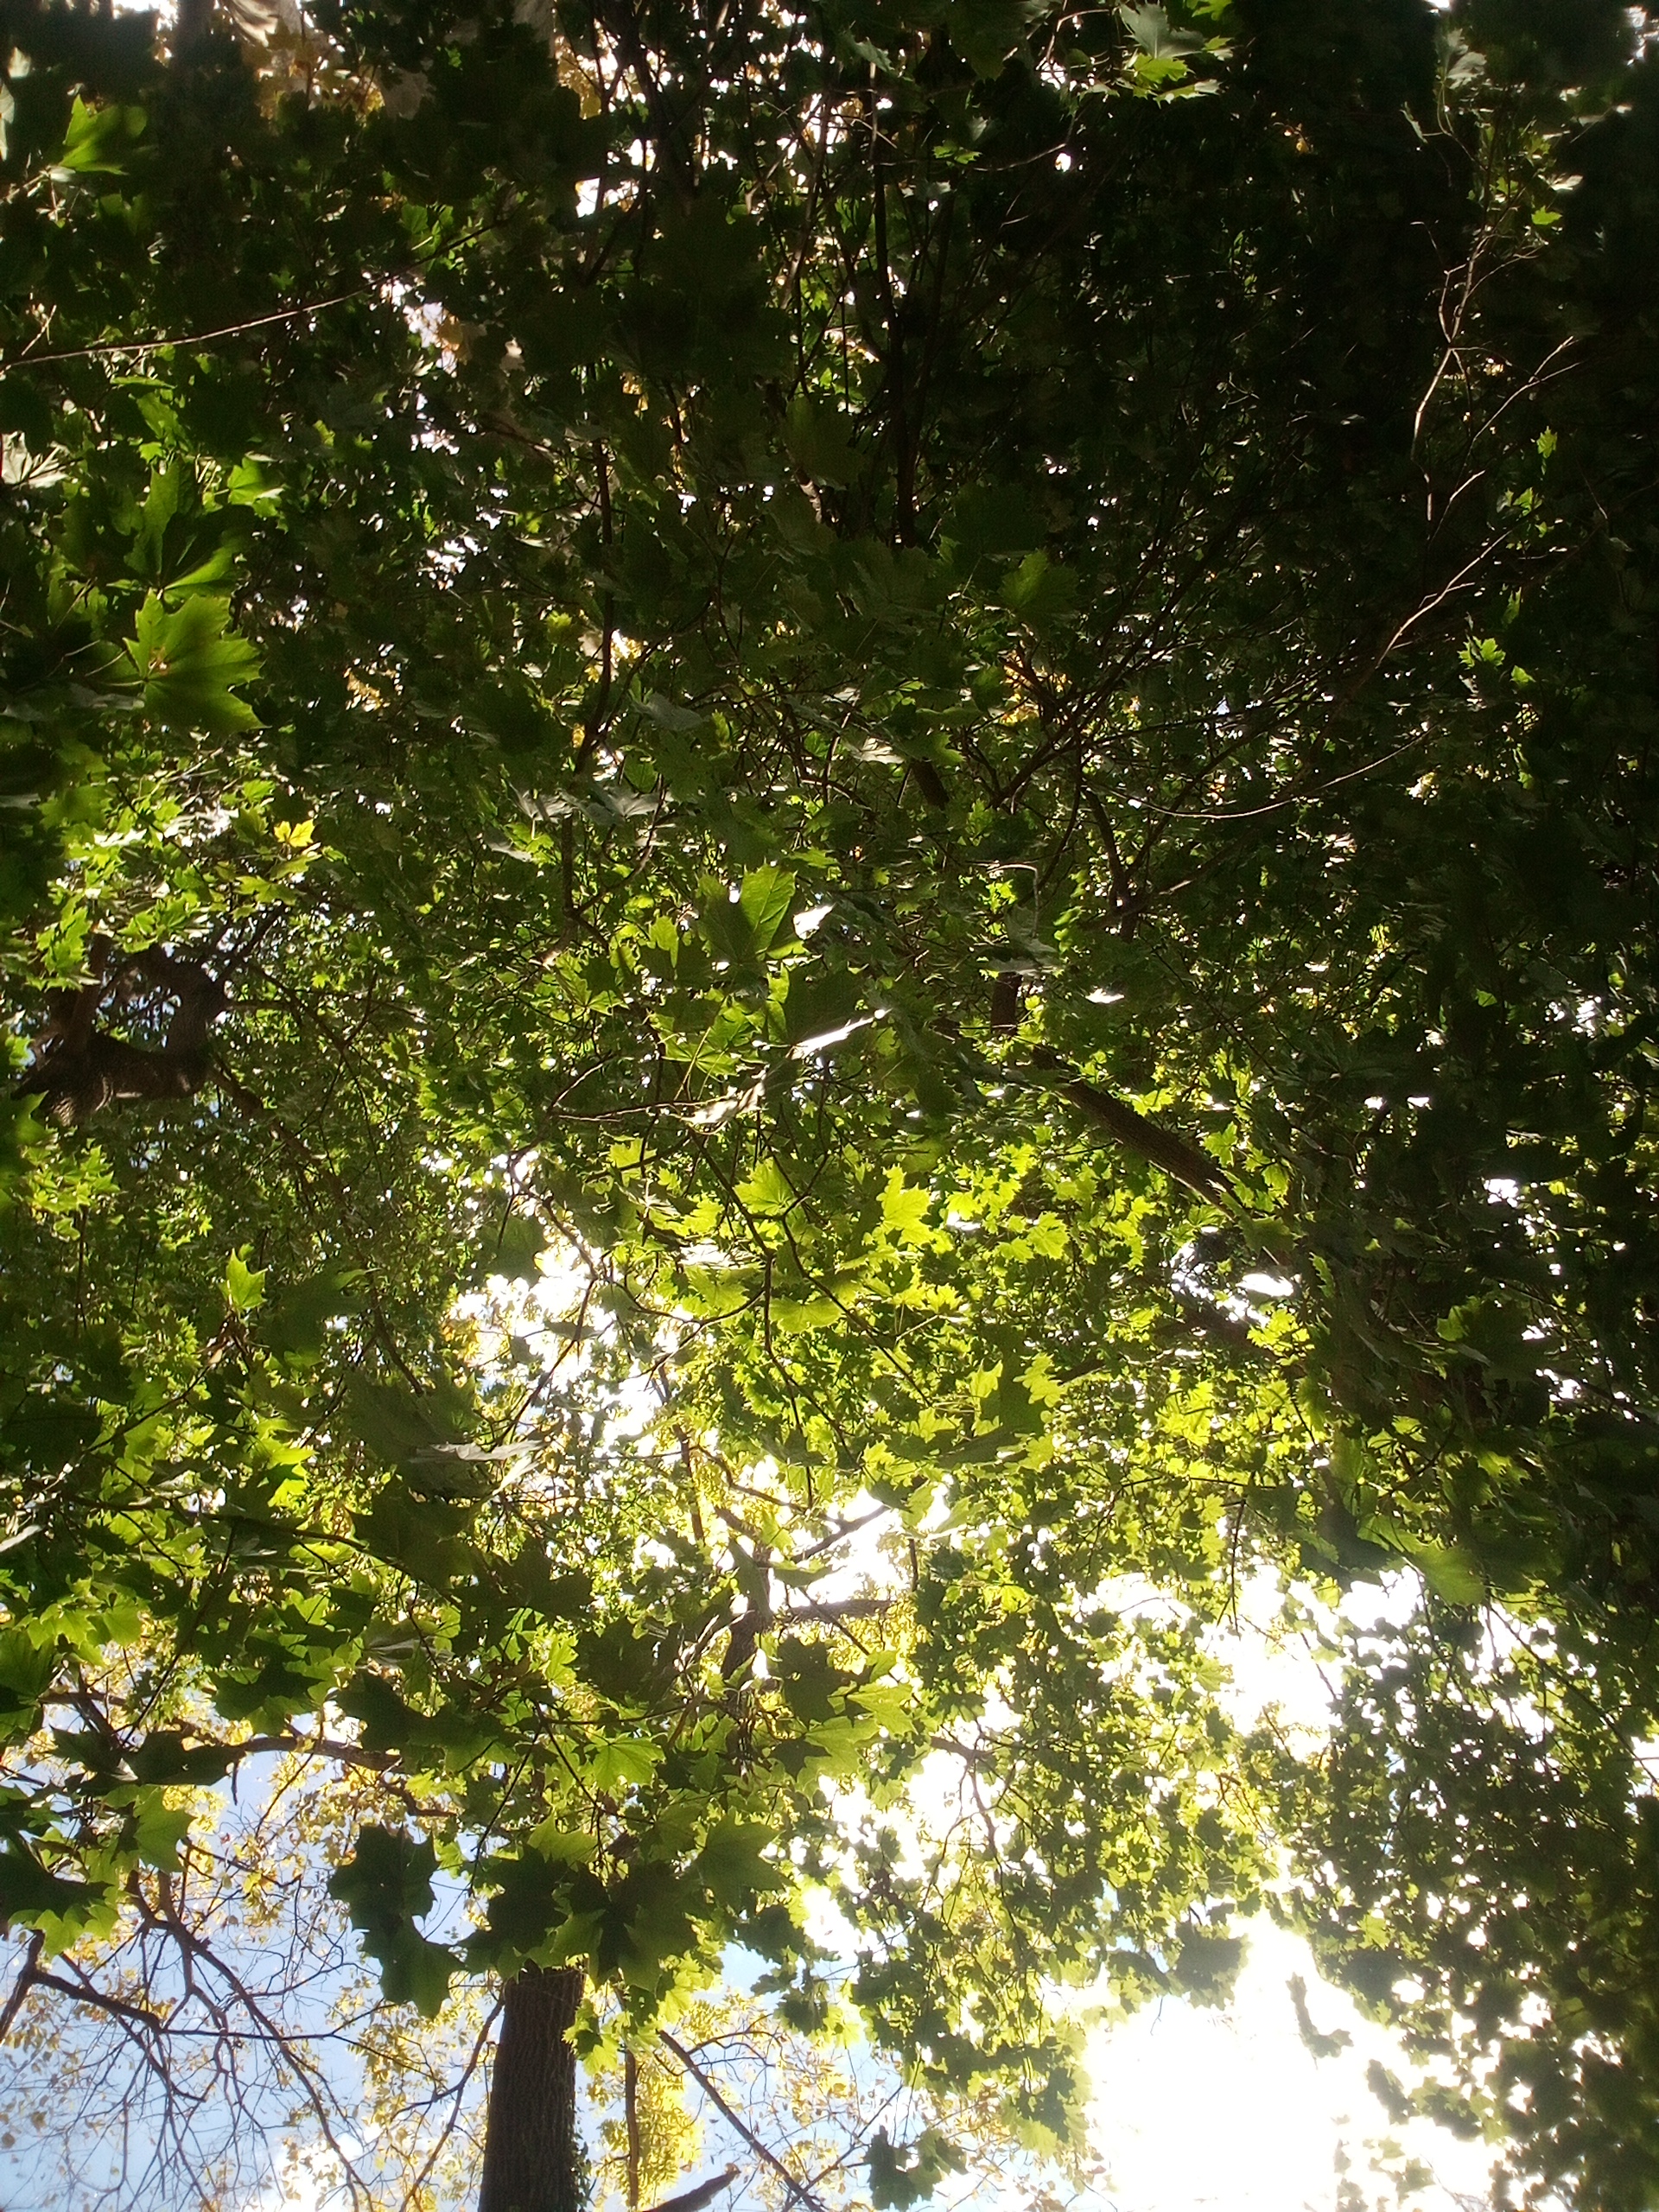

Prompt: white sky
[
  {"left": 1084, "top": 1916, "right": 1497, "bottom": 2212},
  {"left": 1077, "top": 1575, "right": 1497, "bottom": 2212},
  {"left": 1031, "top": 1572, "right": 1498, "bottom": 2212},
  {"left": 786, "top": 1570, "right": 1502, "bottom": 2212}
]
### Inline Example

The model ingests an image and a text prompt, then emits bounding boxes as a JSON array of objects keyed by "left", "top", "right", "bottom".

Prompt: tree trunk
[
  {"left": 478, "top": 1966, "right": 586, "bottom": 2212},
  {"left": 173, "top": 0, "right": 214, "bottom": 48}
]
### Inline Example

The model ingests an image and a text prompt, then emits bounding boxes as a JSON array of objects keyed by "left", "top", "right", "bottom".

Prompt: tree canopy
[{"left": 3, "top": 0, "right": 1659, "bottom": 2202}]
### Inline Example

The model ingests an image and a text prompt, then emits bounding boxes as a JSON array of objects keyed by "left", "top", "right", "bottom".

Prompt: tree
[
  {"left": 2, "top": 0, "right": 1658, "bottom": 2203},
  {"left": 0, "top": 1745, "right": 1090, "bottom": 2210},
  {"left": 0, "top": 1752, "right": 497, "bottom": 2210},
  {"left": 1268, "top": 1601, "right": 1659, "bottom": 2212}
]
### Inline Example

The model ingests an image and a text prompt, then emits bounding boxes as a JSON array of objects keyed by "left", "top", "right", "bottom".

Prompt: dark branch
[
  {"left": 643, "top": 2165, "right": 739, "bottom": 2212},
  {"left": 0, "top": 1933, "right": 42, "bottom": 2043},
  {"left": 659, "top": 2031, "right": 824, "bottom": 2212}
]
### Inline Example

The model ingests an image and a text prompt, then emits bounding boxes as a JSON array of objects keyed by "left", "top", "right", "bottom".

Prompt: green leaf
[
  {"left": 528, "top": 1821, "right": 598, "bottom": 1867},
  {"left": 944, "top": 0, "right": 1041, "bottom": 79},
  {"left": 338, "top": 1672, "right": 429, "bottom": 1756},
  {"left": 263, "top": 1269, "right": 361, "bottom": 1362},
  {"left": 611, "top": 1859, "right": 698, "bottom": 1987},
  {"left": 1000, "top": 551, "right": 1077, "bottom": 625},
  {"left": 127, "top": 1732, "right": 235, "bottom": 1786},
  {"left": 131, "top": 1788, "right": 194, "bottom": 1871},
  {"left": 696, "top": 1819, "right": 781, "bottom": 1911},
  {"left": 127, "top": 594, "right": 259, "bottom": 735},
  {"left": 738, "top": 867, "right": 797, "bottom": 954},
  {"left": 0, "top": 1628, "right": 54, "bottom": 1710},
  {"left": 772, "top": 1637, "right": 847, "bottom": 1724},
  {"left": 879, "top": 1171, "right": 935, "bottom": 1246},
  {"left": 354, "top": 1483, "right": 477, "bottom": 1587},
  {"left": 783, "top": 397, "right": 855, "bottom": 486},
  {"left": 783, "top": 968, "right": 865, "bottom": 1052},
  {"left": 1395, "top": 1537, "right": 1485, "bottom": 1608},
  {"left": 1119, "top": 3, "right": 1205, "bottom": 58},
  {"left": 478, "top": 1851, "right": 570, "bottom": 1960},
  {"left": 57, "top": 97, "right": 146, "bottom": 175},
  {"left": 344, "top": 1378, "right": 473, "bottom": 1478},
  {"left": 1172, "top": 1926, "right": 1243, "bottom": 2004},
  {"left": 0, "top": 1852, "right": 110, "bottom": 1942},
  {"left": 225, "top": 1249, "right": 267, "bottom": 1314},
  {"left": 328, "top": 1826, "right": 460, "bottom": 2017},
  {"left": 699, "top": 884, "right": 758, "bottom": 965},
  {"left": 734, "top": 1156, "right": 795, "bottom": 1215},
  {"left": 382, "top": 1931, "right": 461, "bottom": 2017},
  {"left": 589, "top": 1736, "right": 662, "bottom": 1791},
  {"left": 0, "top": 372, "right": 54, "bottom": 453},
  {"left": 869, "top": 2127, "right": 967, "bottom": 2209},
  {"left": 468, "top": 1208, "right": 546, "bottom": 1286}
]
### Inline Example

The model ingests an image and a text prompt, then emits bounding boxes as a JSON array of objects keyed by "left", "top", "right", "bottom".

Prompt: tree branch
[
  {"left": 32, "top": 1963, "right": 164, "bottom": 2031},
  {"left": 1026, "top": 1055, "right": 1230, "bottom": 1200},
  {"left": 659, "top": 2030, "right": 824, "bottom": 2212},
  {"left": 0, "top": 1933, "right": 41, "bottom": 2043},
  {"left": 643, "top": 2166, "right": 739, "bottom": 2212}
]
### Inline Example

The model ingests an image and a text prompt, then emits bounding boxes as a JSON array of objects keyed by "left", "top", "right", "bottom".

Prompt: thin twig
[
  {"left": 7, "top": 288, "right": 371, "bottom": 371},
  {"left": 399, "top": 1996, "right": 502, "bottom": 2212},
  {"left": 659, "top": 2029, "right": 824, "bottom": 2212}
]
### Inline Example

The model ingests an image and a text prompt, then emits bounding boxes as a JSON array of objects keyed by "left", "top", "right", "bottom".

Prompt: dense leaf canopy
[{"left": 3, "top": 0, "right": 1659, "bottom": 2200}]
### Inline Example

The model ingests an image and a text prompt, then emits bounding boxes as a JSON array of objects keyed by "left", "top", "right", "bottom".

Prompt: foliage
[
  {"left": 0, "top": 0, "right": 1657, "bottom": 2202},
  {"left": 0, "top": 1751, "right": 496, "bottom": 2210},
  {"left": 586, "top": 1985, "right": 1082, "bottom": 2212},
  {"left": 1270, "top": 1605, "right": 1659, "bottom": 2212}
]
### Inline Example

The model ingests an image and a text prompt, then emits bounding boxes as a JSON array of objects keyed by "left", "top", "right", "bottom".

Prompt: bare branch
[
  {"left": 659, "top": 2030, "right": 826, "bottom": 2212},
  {"left": 0, "top": 1933, "right": 42, "bottom": 2043}
]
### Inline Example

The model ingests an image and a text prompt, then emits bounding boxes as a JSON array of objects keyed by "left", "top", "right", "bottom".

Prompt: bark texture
[
  {"left": 1060, "top": 1071, "right": 1230, "bottom": 1198},
  {"left": 478, "top": 1966, "right": 586, "bottom": 2212}
]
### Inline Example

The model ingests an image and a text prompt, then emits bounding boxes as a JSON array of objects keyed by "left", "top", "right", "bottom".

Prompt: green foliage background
[{"left": 2, "top": 0, "right": 1659, "bottom": 2201}]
